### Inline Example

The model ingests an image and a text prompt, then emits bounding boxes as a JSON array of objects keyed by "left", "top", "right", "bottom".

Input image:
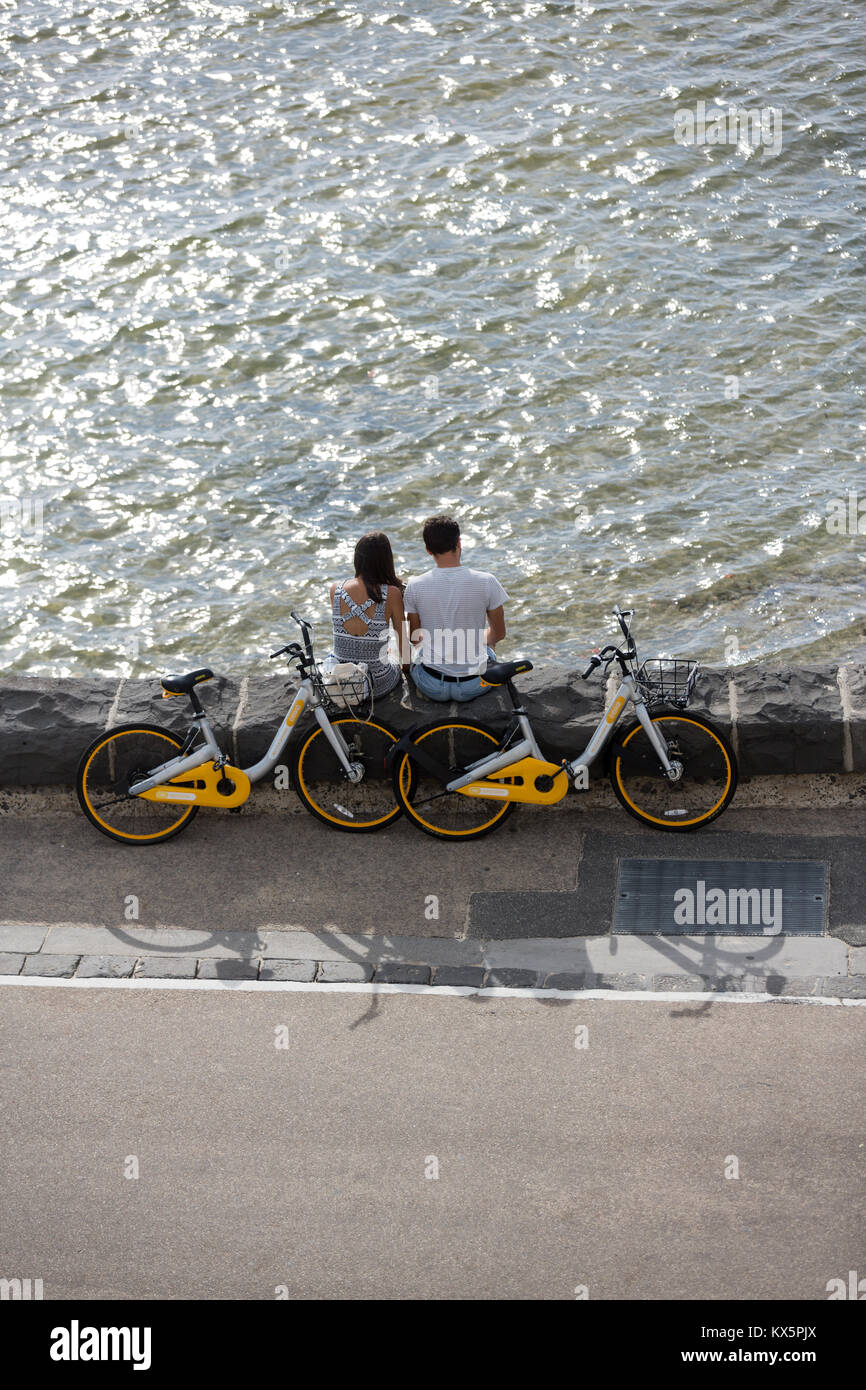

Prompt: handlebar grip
[{"left": 581, "top": 659, "right": 599, "bottom": 679}]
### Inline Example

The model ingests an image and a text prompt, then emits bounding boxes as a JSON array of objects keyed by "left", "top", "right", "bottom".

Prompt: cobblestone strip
[{"left": 5, "top": 950, "right": 863, "bottom": 998}]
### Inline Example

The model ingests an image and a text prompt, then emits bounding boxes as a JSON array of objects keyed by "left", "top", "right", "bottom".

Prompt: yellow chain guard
[
  {"left": 138, "top": 762, "right": 252, "bottom": 809},
  {"left": 456, "top": 757, "right": 568, "bottom": 805}
]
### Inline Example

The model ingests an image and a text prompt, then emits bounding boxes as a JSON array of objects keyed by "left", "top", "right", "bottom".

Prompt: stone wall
[{"left": 1, "top": 661, "right": 864, "bottom": 785}]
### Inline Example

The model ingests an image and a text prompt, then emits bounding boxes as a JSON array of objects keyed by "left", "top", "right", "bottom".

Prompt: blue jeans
[{"left": 410, "top": 647, "right": 497, "bottom": 703}]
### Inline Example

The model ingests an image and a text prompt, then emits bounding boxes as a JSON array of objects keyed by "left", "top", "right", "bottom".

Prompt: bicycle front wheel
[
  {"left": 610, "top": 712, "right": 737, "bottom": 831},
  {"left": 392, "top": 720, "right": 515, "bottom": 840},
  {"left": 291, "top": 718, "right": 401, "bottom": 831},
  {"left": 77, "top": 724, "right": 199, "bottom": 845}
]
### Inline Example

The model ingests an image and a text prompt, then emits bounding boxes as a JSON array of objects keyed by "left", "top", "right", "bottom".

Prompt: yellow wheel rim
[
  {"left": 399, "top": 724, "right": 512, "bottom": 837},
  {"left": 295, "top": 719, "right": 399, "bottom": 827},
  {"left": 81, "top": 729, "right": 197, "bottom": 841},
  {"left": 614, "top": 716, "right": 733, "bottom": 827}
]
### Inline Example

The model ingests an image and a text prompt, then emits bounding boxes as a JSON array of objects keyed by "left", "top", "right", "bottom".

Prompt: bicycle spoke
[
  {"left": 293, "top": 719, "right": 400, "bottom": 830},
  {"left": 612, "top": 715, "right": 735, "bottom": 830}
]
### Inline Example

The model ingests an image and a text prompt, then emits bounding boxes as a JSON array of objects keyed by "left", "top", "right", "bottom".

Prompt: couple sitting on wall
[{"left": 329, "top": 514, "right": 508, "bottom": 702}]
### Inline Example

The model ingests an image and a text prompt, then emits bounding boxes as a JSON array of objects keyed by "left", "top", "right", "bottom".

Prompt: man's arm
[
  {"left": 486, "top": 605, "right": 506, "bottom": 649},
  {"left": 406, "top": 611, "right": 423, "bottom": 671}
]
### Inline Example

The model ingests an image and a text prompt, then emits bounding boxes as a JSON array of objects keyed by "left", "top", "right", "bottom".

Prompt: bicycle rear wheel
[
  {"left": 392, "top": 720, "right": 515, "bottom": 840},
  {"left": 291, "top": 718, "right": 401, "bottom": 830},
  {"left": 610, "top": 712, "right": 737, "bottom": 830},
  {"left": 77, "top": 724, "right": 199, "bottom": 845}
]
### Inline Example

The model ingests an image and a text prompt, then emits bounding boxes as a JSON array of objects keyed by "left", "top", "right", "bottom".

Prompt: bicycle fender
[
  {"left": 384, "top": 726, "right": 418, "bottom": 770},
  {"left": 387, "top": 727, "right": 451, "bottom": 784}
]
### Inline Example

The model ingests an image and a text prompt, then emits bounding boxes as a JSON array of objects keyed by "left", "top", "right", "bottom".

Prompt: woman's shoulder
[{"left": 330, "top": 580, "right": 353, "bottom": 607}]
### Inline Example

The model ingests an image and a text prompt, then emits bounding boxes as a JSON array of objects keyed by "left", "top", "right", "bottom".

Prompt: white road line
[{"left": 0, "top": 975, "right": 862, "bottom": 1005}]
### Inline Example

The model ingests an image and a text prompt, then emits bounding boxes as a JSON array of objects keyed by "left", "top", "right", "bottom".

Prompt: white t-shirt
[{"left": 403, "top": 566, "right": 509, "bottom": 676}]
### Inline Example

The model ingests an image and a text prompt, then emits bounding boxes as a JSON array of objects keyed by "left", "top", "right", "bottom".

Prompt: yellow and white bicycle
[
  {"left": 388, "top": 607, "right": 737, "bottom": 840},
  {"left": 76, "top": 613, "right": 402, "bottom": 845}
]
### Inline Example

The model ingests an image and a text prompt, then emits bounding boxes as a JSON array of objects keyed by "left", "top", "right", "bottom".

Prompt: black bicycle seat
[
  {"left": 160, "top": 668, "right": 214, "bottom": 696},
  {"left": 480, "top": 658, "right": 533, "bottom": 687}
]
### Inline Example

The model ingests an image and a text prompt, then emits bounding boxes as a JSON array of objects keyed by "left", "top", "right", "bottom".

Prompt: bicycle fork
[{"left": 312, "top": 707, "right": 365, "bottom": 782}]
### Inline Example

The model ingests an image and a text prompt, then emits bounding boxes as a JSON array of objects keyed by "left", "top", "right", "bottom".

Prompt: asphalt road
[
  {"left": 1, "top": 983, "right": 862, "bottom": 1300},
  {"left": 1, "top": 797, "right": 863, "bottom": 941}
]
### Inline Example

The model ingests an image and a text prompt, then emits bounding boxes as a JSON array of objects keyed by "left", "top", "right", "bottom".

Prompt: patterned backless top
[{"left": 331, "top": 582, "right": 401, "bottom": 697}]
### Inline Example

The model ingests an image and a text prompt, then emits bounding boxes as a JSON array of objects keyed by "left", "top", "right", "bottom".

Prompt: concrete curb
[
  {"left": 1, "top": 926, "right": 862, "bottom": 997},
  {"left": 2, "top": 660, "right": 865, "bottom": 785}
]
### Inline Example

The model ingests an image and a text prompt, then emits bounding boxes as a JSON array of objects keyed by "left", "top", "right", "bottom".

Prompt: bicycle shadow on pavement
[{"left": 94, "top": 920, "right": 792, "bottom": 1028}]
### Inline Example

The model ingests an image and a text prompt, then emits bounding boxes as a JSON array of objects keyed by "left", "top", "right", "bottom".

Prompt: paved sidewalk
[{"left": 1, "top": 920, "right": 863, "bottom": 997}]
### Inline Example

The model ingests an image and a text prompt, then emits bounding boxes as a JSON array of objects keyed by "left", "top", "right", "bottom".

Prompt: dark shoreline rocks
[{"left": 1, "top": 661, "right": 864, "bottom": 785}]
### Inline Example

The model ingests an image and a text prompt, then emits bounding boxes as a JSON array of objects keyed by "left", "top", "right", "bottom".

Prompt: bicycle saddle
[
  {"left": 480, "top": 658, "right": 533, "bottom": 686},
  {"left": 160, "top": 667, "right": 214, "bottom": 696}
]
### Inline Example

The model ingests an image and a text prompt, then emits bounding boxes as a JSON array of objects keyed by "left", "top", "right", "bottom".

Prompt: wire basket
[
  {"left": 318, "top": 659, "right": 371, "bottom": 712},
  {"left": 636, "top": 658, "right": 700, "bottom": 709}
]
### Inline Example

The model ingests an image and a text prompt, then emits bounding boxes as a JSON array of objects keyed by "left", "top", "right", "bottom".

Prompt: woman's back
[{"left": 331, "top": 578, "right": 401, "bottom": 697}]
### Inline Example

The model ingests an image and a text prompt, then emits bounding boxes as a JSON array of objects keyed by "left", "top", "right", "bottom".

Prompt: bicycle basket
[
  {"left": 636, "top": 658, "right": 700, "bottom": 709},
  {"left": 319, "top": 659, "right": 371, "bottom": 712}
]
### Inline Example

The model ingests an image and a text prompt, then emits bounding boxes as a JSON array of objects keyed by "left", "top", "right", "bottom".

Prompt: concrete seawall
[{"left": 2, "top": 661, "right": 865, "bottom": 785}]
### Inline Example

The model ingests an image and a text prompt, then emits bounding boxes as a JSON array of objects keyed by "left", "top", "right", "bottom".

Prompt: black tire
[
  {"left": 290, "top": 717, "right": 403, "bottom": 831},
  {"left": 392, "top": 719, "right": 516, "bottom": 841},
  {"left": 609, "top": 710, "right": 738, "bottom": 831},
  {"left": 76, "top": 723, "right": 199, "bottom": 845}
]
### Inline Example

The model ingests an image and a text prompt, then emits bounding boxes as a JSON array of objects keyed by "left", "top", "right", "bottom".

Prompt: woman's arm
[{"left": 386, "top": 587, "right": 411, "bottom": 670}]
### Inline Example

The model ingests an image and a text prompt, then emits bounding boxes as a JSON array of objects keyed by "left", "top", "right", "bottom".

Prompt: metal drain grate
[{"left": 613, "top": 859, "right": 827, "bottom": 936}]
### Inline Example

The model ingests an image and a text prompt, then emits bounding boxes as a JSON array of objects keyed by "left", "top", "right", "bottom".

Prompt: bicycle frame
[
  {"left": 447, "top": 672, "right": 675, "bottom": 796},
  {"left": 127, "top": 677, "right": 362, "bottom": 799},
  {"left": 564, "top": 673, "right": 676, "bottom": 782}
]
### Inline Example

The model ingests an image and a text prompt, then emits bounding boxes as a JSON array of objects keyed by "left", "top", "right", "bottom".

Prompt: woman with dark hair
[{"left": 328, "top": 532, "right": 406, "bottom": 697}]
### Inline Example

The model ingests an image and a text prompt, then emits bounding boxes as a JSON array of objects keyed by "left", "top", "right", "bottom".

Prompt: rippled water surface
[{"left": 1, "top": 0, "right": 864, "bottom": 677}]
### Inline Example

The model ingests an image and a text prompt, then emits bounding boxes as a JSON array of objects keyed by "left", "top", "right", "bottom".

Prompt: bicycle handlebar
[
  {"left": 581, "top": 608, "right": 639, "bottom": 679},
  {"left": 581, "top": 644, "right": 617, "bottom": 679},
  {"left": 269, "top": 614, "right": 316, "bottom": 665},
  {"left": 613, "top": 605, "right": 634, "bottom": 642},
  {"left": 290, "top": 610, "right": 315, "bottom": 658}
]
